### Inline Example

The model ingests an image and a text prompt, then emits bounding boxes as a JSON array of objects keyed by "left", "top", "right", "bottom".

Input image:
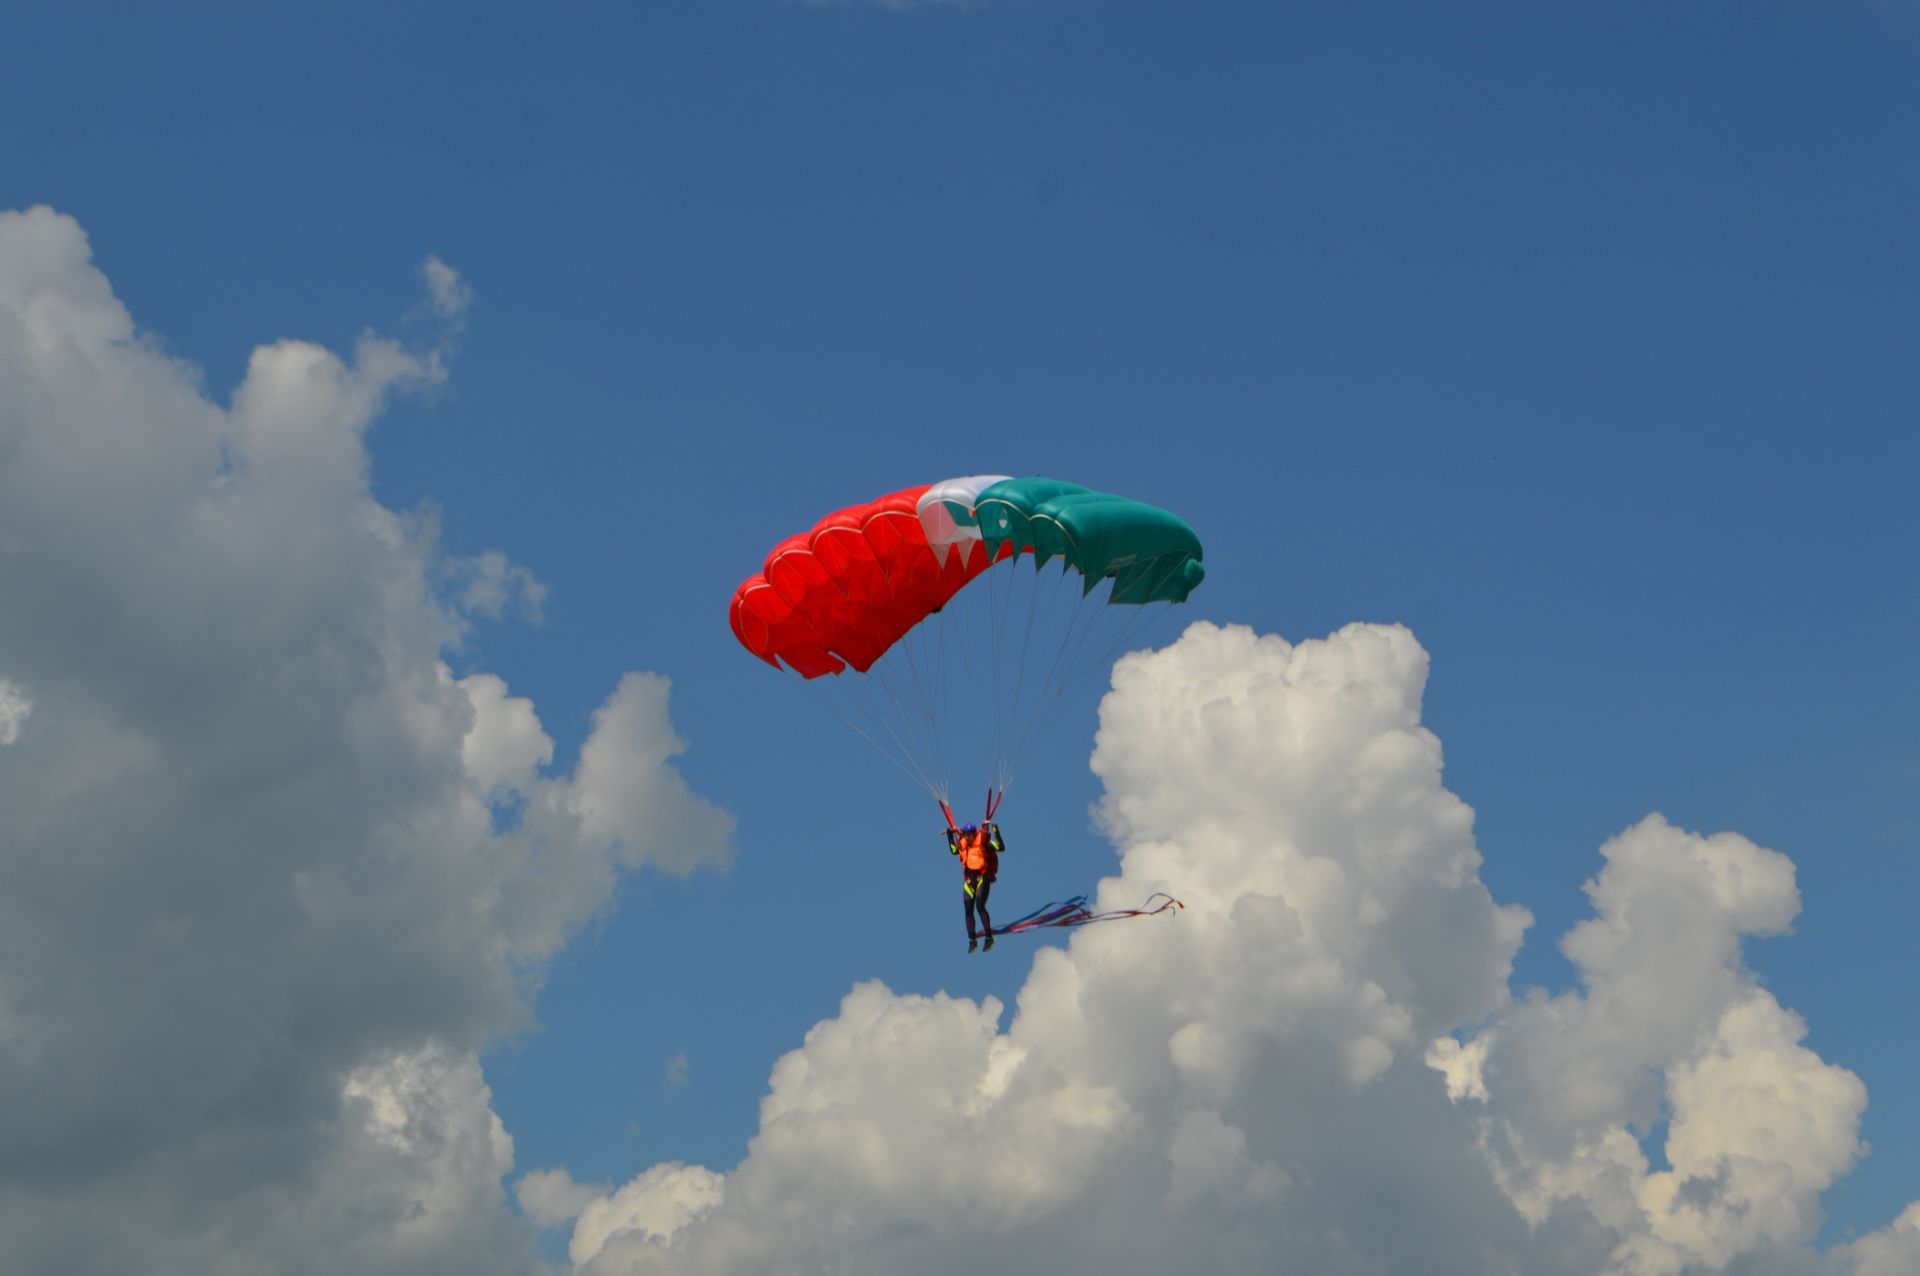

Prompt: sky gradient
[{"left": 2, "top": 3, "right": 1916, "bottom": 1273}]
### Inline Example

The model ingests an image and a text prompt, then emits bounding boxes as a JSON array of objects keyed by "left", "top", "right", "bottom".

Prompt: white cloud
[
  {"left": 0, "top": 205, "right": 732, "bottom": 1274},
  {"left": 1635, "top": 994, "right": 1865, "bottom": 1270},
  {"left": 547, "top": 620, "right": 1914, "bottom": 1276},
  {"left": 421, "top": 255, "right": 474, "bottom": 326},
  {"left": 328, "top": 1044, "right": 520, "bottom": 1266},
  {"left": 1166, "top": 1108, "right": 1287, "bottom": 1209},
  {"left": 1426, "top": 1030, "right": 1494, "bottom": 1103},
  {"left": 446, "top": 548, "right": 548, "bottom": 625},
  {"left": 1447, "top": 815, "right": 1869, "bottom": 1274},
  {"left": 570, "top": 672, "right": 738, "bottom": 878},
  {"left": 0, "top": 677, "right": 29, "bottom": 744},
  {"left": 460, "top": 670, "right": 554, "bottom": 799},
  {"left": 517, "top": 1167, "right": 612, "bottom": 1229},
  {"left": 1835, "top": 1201, "right": 1920, "bottom": 1276},
  {"left": 570, "top": 1164, "right": 724, "bottom": 1269}
]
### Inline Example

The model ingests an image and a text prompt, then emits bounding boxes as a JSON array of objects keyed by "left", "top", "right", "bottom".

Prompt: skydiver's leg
[
  {"left": 964, "top": 873, "right": 980, "bottom": 947},
  {"left": 976, "top": 877, "right": 994, "bottom": 941}
]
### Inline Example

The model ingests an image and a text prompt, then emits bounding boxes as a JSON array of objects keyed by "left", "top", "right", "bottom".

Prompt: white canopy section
[{"left": 916, "top": 474, "right": 1013, "bottom": 566}]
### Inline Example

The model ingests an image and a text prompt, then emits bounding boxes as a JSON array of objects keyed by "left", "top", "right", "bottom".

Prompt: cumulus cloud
[
  {"left": 540, "top": 621, "right": 1915, "bottom": 1276},
  {"left": 570, "top": 1164, "right": 724, "bottom": 1270},
  {"left": 459, "top": 670, "right": 554, "bottom": 800},
  {"left": 570, "top": 672, "right": 738, "bottom": 877},
  {"left": 1448, "top": 816, "right": 1869, "bottom": 1275},
  {"left": 0, "top": 206, "right": 732, "bottom": 1275},
  {"left": 517, "top": 1167, "right": 612, "bottom": 1229},
  {"left": 0, "top": 677, "right": 29, "bottom": 744},
  {"left": 1836, "top": 1202, "right": 1920, "bottom": 1276}
]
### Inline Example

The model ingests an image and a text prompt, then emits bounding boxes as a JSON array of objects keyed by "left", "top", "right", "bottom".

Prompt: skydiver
[{"left": 947, "top": 820, "right": 1005, "bottom": 952}]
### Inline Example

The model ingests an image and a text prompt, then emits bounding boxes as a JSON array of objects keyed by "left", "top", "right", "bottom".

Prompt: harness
[{"left": 944, "top": 791, "right": 1003, "bottom": 888}]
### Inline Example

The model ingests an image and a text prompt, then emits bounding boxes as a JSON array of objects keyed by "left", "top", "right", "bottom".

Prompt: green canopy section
[{"left": 970, "top": 477, "right": 1206, "bottom": 604}]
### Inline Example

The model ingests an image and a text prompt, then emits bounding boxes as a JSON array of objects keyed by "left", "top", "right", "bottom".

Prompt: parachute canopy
[
  {"left": 729, "top": 474, "right": 1204, "bottom": 806},
  {"left": 730, "top": 476, "right": 1204, "bottom": 680}
]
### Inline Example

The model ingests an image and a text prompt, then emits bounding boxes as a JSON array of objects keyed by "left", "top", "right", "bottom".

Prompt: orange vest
[{"left": 958, "top": 829, "right": 997, "bottom": 875}]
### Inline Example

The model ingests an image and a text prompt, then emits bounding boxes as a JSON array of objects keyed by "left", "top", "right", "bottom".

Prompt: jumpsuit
[{"left": 948, "top": 824, "right": 1005, "bottom": 943}]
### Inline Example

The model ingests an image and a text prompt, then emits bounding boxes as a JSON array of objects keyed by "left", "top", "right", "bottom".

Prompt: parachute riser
[
  {"left": 985, "top": 787, "right": 1004, "bottom": 822},
  {"left": 940, "top": 789, "right": 1002, "bottom": 831}
]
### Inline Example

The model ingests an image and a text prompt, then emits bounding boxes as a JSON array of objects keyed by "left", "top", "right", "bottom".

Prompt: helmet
[{"left": 961, "top": 823, "right": 978, "bottom": 835}]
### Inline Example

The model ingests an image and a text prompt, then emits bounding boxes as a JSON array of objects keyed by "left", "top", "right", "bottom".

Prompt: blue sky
[{"left": 2, "top": 3, "right": 1916, "bottom": 1271}]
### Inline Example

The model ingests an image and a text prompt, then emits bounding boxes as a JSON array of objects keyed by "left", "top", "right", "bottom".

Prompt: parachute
[{"left": 729, "top": 475, "right": 1205, "bottom": 813}]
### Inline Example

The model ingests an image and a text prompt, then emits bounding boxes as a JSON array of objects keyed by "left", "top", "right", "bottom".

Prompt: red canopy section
[{"left": 729, "top": 485, "right": 1010, "bottom": 679}]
